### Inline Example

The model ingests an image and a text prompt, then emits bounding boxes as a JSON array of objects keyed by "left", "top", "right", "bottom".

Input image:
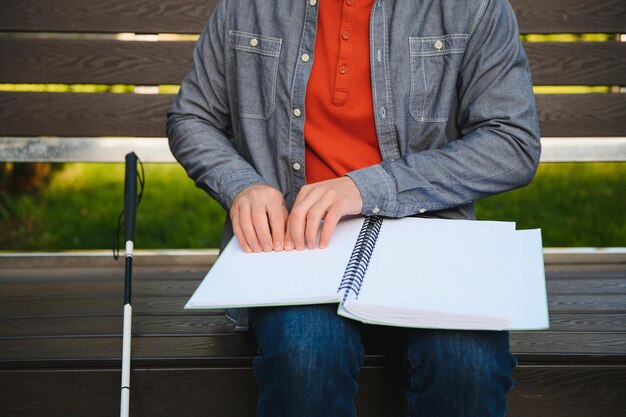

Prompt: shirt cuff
[
  {"left": 216, "top": 169, "right": 267, "bottom": 208},
  {"left": 346, "top": 164, "right": 397, "bottom": 217}
]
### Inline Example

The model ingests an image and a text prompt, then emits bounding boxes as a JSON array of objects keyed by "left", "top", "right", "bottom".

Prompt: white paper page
[
  {"left": 185, "top": 217, "right": 364, "bottom": 309},
  {"left": 505, "top": 229, "right": 549, "bottom": 330},
  {"left": 349, "top": 218, "right": 517, "bottom": 328}
]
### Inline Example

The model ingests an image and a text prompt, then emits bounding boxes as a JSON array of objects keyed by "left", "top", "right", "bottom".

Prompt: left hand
[{"left": 285, "top": 176, "right": 363, "bottom": 250}]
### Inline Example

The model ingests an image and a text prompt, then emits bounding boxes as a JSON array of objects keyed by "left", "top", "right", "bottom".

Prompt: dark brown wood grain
[
  {"left": 0, "top": 39, "right": 194, "bottom": 84},
  {"left": 1, "top": 331, "right": 625, "bottom": 365},
  {"left": 525, "top": 42, "right": 626, "bottom": 86},
  {"left": 1, "top": 271, "right": 622, "bottom": 299},
  {"left": 509, "top": 0, "right": 626, "bottom": 33},
  {"left": 0, "top": 262, "right": 624, "bottom": 415},
  {"left": 0, "top": 315, "right": 231, "bottom": 337},
  {"left": 0, "top": 0, "right": 218, "bottom": 34},
  {"left": 1, "top": 366, "right": 625, "bottom": 417},
  {"left": 2, "top": 293, "right": 624, "bottom": 317},
  {"left": 1, "top": 92, "right": 625, "bottom": 137},
  {"left": 0, "top": 0, "right": 624, "bottom": 33},
  {"left": 2, "top": 39, "right": 625, "bottom": 85},
  {"left": 3, "top": 312, "right": 624, "bottom": 339},
  {"left": 534, "top": 94, "right": 626, "bottom": 137},
  {"left": 0, "top": 92, "right": 173, "bottom": 137}
]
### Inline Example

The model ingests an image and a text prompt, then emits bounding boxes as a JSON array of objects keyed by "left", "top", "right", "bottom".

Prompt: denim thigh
[
  {"left": 403, "top": 328, "right": 517, "bottom": 417},
  {"left": 249, "top": 304, "right": 364, "bottom": 417}
]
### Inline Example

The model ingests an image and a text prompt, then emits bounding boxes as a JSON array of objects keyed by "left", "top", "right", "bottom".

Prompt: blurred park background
[{"left": 0, "top": 33, "right": 624, "bottom": 251}]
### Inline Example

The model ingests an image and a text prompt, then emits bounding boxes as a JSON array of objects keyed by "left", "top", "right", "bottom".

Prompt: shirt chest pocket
[
  {"left": 408, "top": 34, "right": 468, "bottom": 123},
  {"left": 229, "top": 30, "right": 282, "bottom": 120}
]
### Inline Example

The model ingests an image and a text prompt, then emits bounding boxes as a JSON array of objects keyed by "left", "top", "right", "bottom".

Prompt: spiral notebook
[{"left": 185, "top": 216, "right": 549, "bottom": 331}]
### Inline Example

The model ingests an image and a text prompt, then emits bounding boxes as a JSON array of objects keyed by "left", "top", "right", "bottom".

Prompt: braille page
[
  {"left": 504, "top": 229, "right": 549, "bottom": 330},
  {"left": 185, "top": 217, "right": 364, "bottom": 309},
  {"left": 340, "top": 217, "right": 519, "bottom": 330}
]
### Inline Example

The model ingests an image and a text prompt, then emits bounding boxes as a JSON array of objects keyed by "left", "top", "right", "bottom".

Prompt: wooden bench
[
  {"left": 1, "top": 256, "right": 625, "bottom": 416},
  {"left": 1, "top": 0, "right": 625, "bottom": 415}
]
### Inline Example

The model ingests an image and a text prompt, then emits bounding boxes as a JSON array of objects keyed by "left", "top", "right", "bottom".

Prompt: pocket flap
[
  {"left": 229, "top": 30, "right": 282, "bottom": 57},
  {"left": 409, "top": 34, "right": 468, "bottom": 57}
]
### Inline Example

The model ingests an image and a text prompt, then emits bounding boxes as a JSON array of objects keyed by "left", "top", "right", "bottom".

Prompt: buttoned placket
[
  {"left": 331, "top": 0, "right": 358, "bottom": 106},
  {"left": 368, "top": 0, "right": 401, "bottom": 161},
  {"left": 288, "top": 0, "right": 319, "bottom": 203}
]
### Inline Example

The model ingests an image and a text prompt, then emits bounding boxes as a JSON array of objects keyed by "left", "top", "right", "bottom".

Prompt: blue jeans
[{"left": 249, "top": 304, "right": 517, "bottom": 417}]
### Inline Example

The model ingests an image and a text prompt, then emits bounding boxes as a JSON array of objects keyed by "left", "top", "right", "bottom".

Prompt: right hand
[{"left": 230, "top": 184, "right": 288, "bottom": 253}]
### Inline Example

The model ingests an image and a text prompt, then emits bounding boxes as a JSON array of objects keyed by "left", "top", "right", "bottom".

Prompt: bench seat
[{"left": 1, "top": 261, "right": 625, "bottom": 416}]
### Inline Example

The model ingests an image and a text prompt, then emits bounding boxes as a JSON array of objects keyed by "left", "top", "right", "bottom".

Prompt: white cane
[{"left": 120, "top": 152, "right": 139, "bottom": 417}]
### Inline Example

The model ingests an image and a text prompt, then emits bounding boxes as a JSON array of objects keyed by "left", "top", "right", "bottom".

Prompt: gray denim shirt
[{"left": 167, "top": 0, "right": 541, "bottom": 330}]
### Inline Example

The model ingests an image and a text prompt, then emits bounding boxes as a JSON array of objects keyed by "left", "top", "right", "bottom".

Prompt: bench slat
[
  {"left": 1, "top": 332, "right": 625, "bottom": 364},
  {"left": 2, "top": 366, "right": 624, "bottom": 417},
  {"left": 0, "top": 0, "right": 218, "bottom": 34},
  {"left": 2, "top": 136, "right": 626, "bottom": 163},
  {"left": 0, "top": 39, "right": 194, "bottom": 85},
  {"left": 1, "top": 313, "right": 625, "bottom": 338},
  {"left": 1, "top": 39, "right": 625, "bottom": 85},
  {"left": 1, "top": 92, "right": 625, "bottom": 137},
  {"left": 1, "top": 366, "right": 626, "bottom": 417},
  {"left": 1, "top": 274, "right": 624, "bottom": 298},
  {"left": 0, "top": 0, "right": 624, "bottom": 33},
  {"left": 1, "top": 294, "right": 625, "bottom": 317},
  {"left": 510, "top": 0, "right": 626, "bottom": 33},
  {"left": 525, "top": 42, "right": 626, "bottom": 86}
]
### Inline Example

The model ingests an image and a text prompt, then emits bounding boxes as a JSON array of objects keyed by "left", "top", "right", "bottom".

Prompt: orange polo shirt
[{"left": 304, "top": 0, "right": 381, "bottom": 184}]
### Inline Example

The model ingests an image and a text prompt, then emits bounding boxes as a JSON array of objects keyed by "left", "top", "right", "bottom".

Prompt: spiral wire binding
[
  {"left": 338, "top": 216, "right": 383, "bottom": 302},
  {"left": 112, "top": 156, "right": 145, "bottom": 260}
]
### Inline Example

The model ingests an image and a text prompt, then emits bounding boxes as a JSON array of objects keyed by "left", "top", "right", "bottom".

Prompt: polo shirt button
[
  {"left": 309, "top": 0, "right": 317, "bottom": 5},
  {"left": 346, "top": 0, "right": 354, "bottom": 5},
  {"left": 434, "top": 40, "right": 443, "bottom": 50},
  {"left": 293, "top": 108, "right": 302, "bottom": 117},
  {"left": 292, "top": 163, "right": 302, "bottom": 171},
  {"left": 301, "top": 53, "right": 310, "bottom": 62},
  {"left": 249, "top": 38, "right": 259, "bottom": 47},
  {"left": 372, "top": 207, "right": 380, "bottom": 214},
  {"left": 342, "top": 31, "right": 351, "bottom": 40},
  {"left": 338, "top": 64, "right": 348, "bottom": 74}
]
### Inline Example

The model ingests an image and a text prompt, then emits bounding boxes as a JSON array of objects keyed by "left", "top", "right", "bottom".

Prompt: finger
[
  {"left": 230, "top": 208, "right": 251, "bottom": 253},
  {"left": 251, "top": 201, "right": 273, "bottom": 252},
  {"left": 238, "top": 204, "right": 262, "bottom": 253},
  {"left": 289, "top": 197, "right": 315, "bottom": 251},
  {"left": 267, "top": 201, "right": 288, "bottom": 251},
  {"left": 318, "top": 207, "right": 342, "bottom": 249},
  {"left": 304, "top": 201, "right": 330, "bottom": 250},
  {"left": 284, "top": 217, "right": 294, "bottom": 251}
]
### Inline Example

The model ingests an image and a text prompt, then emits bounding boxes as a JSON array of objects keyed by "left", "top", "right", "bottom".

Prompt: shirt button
[
  {"left": 372, "top": 207, "right": 380, "bottom": 214},
  {"left": 249, "top": 38, "right": 259, "bottom": 47},
  {"left": 301, "top": 53, "right": 310, "bottom": 62},
  {"left": 309, "top": 0, "right": 317, "bottom": 5},
  {"left": 338, "top": 64, "right": 348, "bottom": 74},
  {"left": 292, "top": 163, "right": 302, "bottom": 171},
  {"left": 419, "top": 208, "right": 426, "bottom": 214},
  {"left": 342, "top": 31, "right": 351, "bottom": 40},
  {"left": 434, "top": 40, "right": 443, "bottom": 50},
  {"left": 346, "top": 0, "right": 354, "bottom": 5},
  {"left": 293, "top": 108, "right": 302, "bottom": 117}
]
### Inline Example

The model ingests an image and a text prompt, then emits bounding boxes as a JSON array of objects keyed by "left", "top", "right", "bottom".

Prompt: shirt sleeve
[
  {"left": 346, "top": 0, "right": 541, "bottom": 218},
  {"left": 167, "top": 0, "right": 266, "bottom": 210}
]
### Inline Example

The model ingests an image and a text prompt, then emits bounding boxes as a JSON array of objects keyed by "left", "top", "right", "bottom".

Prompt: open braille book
[{"left": 186, "top": 216, "right": 549, "bottom": 331}]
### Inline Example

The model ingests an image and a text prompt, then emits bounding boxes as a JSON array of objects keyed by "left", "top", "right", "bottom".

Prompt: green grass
[
  {"left": 0, "top": 162, "right": 624, "bottom": 250},
  {"left": 475, "top": 163, "right": 625, "bottom": 247},
  {"left": 0, "top": 163, "right": 226, "bottom": 251}
]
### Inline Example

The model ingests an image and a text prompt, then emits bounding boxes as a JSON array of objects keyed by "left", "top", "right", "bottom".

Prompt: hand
[
  {"left": 286, "top": 176, "right": 363, "bottom": 251},
  {"left": 230, "top": 184, "right": 288, "bottom": 253}
]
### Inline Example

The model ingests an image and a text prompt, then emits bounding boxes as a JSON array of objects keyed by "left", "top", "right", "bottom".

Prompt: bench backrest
[{"left": 0, "top": 0, "right": 625, "bottom": 163}]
